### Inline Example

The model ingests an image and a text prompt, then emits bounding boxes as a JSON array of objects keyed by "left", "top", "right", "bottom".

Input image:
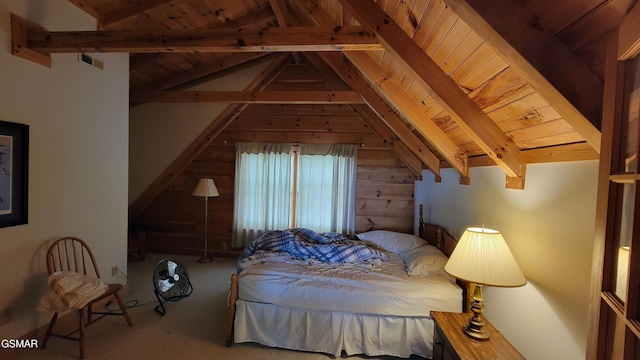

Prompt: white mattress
[{"left": 237, "top": 252, "right": 462, "bottom": 316}]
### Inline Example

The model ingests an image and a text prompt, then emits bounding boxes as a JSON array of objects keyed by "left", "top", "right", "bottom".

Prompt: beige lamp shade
[
  {"left": 444, "top": 227, "right": 526, "bottom": 287},
  {"left": 192, "top": 178, "right": 219, "bottom": 198}
]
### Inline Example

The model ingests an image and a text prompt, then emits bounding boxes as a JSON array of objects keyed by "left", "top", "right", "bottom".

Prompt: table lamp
[{"left": 444, "top": 227, "right": 526, "bottom": 340}]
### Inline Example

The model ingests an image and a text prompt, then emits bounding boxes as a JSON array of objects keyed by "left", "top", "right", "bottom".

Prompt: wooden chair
[{"left": 41, "top": 237, "right": 133, "bottom": 359}]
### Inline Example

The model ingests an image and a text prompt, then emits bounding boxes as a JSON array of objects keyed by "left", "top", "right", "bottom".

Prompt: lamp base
[
  {"left": 462, "top": 316, "right": 490, "bottom": 341},
  {"left": 198, "top": 256, "right": 212, "bottom": 263},
  {"left": 463, "top": 283, "right": 490, "bottom": 341}
]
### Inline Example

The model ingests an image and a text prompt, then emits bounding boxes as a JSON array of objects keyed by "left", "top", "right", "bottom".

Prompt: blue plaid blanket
[{"left": 237, "top": 228, "right": 387, "bottom": 272}]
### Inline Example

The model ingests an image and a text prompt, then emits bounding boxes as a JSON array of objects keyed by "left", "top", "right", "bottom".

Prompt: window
[{"left": 232, "top": 142, "right": 357, "bottom": 247}]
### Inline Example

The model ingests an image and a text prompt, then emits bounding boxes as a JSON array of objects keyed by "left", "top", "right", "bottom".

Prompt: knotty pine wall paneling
[{"left": 135, "top": 64, "right": 418, "bottom": 256}]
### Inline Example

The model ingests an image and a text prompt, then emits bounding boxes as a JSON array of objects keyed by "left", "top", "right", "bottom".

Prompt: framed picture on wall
[{"left": 0, "top": 120, "right": 29, "bottom": 228}]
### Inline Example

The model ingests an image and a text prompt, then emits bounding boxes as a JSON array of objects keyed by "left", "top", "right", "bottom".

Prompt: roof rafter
[
  {"left": 309, "top": 51, "right": 441, "bottom": 176},
  {"left": 129, "top": 8, "right": 278, "bottom": 93},
  {"left": 268, "top": 0, "right": 302, "bottom": 62},
  {"left": 287, "top": 0, "right": 467, "bottom": 178},
  {"left": 303, "top": 52, "right": 423, "bottom": 175},
  {"left": 129, "top": 7, "right": 278, "bottom": 70},
  {"left": 281, "top": 1, "right": 442, "bottom": 175},
  {"left": 444, "top": 0, "right": 602, "bottom": 152},
  {"left": 351, "top": 104, "right": 424, "bottom": 176},
  {"left": 337, "top": 0, "right": 525, "bottom": 179},
  {"left": 131, "top": 53, "right": 273, "bottom": 94},
  {"left": 345, "top": 51, "right": 468, "bottom": 178},
  {"left": 129, "top": 53, "right": 293, "bottom": 220}
]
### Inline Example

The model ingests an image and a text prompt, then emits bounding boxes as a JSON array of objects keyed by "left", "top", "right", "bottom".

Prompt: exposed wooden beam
[
  {"left": 505, "top": 165, "right": 526, "bottom": 190},
  {"left": 129, "top": 54, "right": 293, "bottom": 221},
  {"left": 11, "top": 14, "right": 51, "bottom": 67},
  {"left": 18, "top": 25, "right": 382, "bottom": 54},
  {"left": 131, "top": 90, "right": 365, "bottom": 104},
  {"left": 351, "top": 104, "right": 424, "bottom": 176},
  {"left": 444, "top": 0, "right": 602, "bottom": 152},
  {"left": 457, "top": 142, "right": 599, "bottom": 168},
  {"left": 130, "top": 9, "right": 278, "bottom": 93},
  {"left": 521, "top": 142, "right": 599, "bottom": 164},
  {"left": 337, "top": 0, "right": 524, "bottom": 178},
  {"left": 287, "top": 0, "right": 466, "bottom": 179},
  {"left": 129, "top": 8, "right": 278, "bottom": 70},
  {"left": 308, "top": 52, "right": 441, "bottom": 176},
  {"left": 269, "top": 0, "right": 290, "bottom": 26},
  {"left": 303, "top": 51, "right": 423, "bottom": 176},
  {"left": 101, "top": 0, "right": 174, "bottom": 29},
  {"left": 131, "top": 53, "right": 273, "bottom": 94},
  {"left": 269, "top": 0, "right": 302, "bottom": 63},
  {"left": 344, "top": 51, "right": 468, "bottom": 178}
]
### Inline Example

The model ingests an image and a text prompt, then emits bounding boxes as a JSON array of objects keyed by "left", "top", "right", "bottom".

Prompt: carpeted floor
[{"left": 13, "top": 253, "right": 425, "bottom": 360}]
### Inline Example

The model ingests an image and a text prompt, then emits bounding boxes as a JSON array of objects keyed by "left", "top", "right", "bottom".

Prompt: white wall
[
  {"left": 128, "top": 61, "right": 270, "bottom": 204},
  {"left": 415, "top": 161, "right": 598, "bottom": 360},
  {"left": 0, "top": 1, "right": 129, "bottom": 339}
]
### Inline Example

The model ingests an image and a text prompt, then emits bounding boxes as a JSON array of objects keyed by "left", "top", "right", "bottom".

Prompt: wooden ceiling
[{"left": 13, "top": 0, "right": 637, "bottom": 187}]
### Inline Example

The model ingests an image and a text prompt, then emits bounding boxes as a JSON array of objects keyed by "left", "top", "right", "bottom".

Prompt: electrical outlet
[{"left": 111, "top": 265, "right": 119, "bottom": 277}]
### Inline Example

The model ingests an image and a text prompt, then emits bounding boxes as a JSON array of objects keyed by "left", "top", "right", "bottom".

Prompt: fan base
[{"left": 198, "top": 256, "right": 212, "bottom": 263}]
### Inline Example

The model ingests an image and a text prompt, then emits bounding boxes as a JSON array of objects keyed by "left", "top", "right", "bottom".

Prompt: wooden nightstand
[{"left": 431, "top": 311, "right": 525, "bottom": 360}]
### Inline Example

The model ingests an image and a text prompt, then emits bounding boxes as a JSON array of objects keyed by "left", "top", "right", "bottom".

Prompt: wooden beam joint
[
  {"left": 505, "top": 165, "right": 527, "bottom": 190},
  {"left": 11, "top": 13, "right": 51, "bottom": 68}
]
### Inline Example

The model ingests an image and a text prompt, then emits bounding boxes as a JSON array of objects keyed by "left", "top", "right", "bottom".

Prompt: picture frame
[{"left": 0, "top": 120, "right": 29, "bottom": 228}]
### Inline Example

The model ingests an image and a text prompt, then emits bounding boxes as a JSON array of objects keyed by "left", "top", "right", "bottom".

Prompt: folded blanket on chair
[{"left": 37, "top": 271, "right": 109, "bottom": 312}]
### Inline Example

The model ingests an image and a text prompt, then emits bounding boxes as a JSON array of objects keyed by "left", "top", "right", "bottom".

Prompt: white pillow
[
  {"left": 356, "top": 230, "right": 426, "bottom": 253},
  {"left": 400, "top": 245, "right": 449, "bottom": 276}
]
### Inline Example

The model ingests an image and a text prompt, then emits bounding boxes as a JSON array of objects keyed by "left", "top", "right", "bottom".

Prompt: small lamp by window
[
  {"left": 192, "top": 178, "right": 219, "bottom": 263},
  {"left": 444, "top": 227, "right": 526, "bottom": 341}
]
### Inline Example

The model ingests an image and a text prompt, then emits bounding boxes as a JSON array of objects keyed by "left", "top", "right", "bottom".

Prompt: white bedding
[
  {"left": 238, "top": 253, "right": 462, "bottom": 316},
  {"left": 234, "top": 251, "right": 462, "bottom": 358}
]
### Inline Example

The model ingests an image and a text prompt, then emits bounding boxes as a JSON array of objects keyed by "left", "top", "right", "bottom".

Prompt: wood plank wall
[{"left": 133, "top": 63, "right": 418, "bottom": 257}]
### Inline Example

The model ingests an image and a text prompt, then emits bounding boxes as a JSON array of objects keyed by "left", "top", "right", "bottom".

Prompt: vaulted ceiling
[{"left": 12, "top": 0, "right": 637, "bottom": 188}]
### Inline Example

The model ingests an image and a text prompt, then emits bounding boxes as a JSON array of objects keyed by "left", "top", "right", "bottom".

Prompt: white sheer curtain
[
  {"left": 232, "top": 143, "right": 357, "bottom": 247},
  {"left": 232, "top": 143, "right": 293, "bottom": 247},
  {"left": 296, "top": 144, "right": 357, "bottom": 235}
]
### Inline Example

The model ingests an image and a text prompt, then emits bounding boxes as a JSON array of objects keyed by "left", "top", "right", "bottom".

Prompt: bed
[{"left": 224, "top": 206, "right": 470, "bottom": 358}]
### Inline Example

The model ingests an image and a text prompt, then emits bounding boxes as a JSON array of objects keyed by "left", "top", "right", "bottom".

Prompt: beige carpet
[{"left": 13, "top": 253, "right": 425, "bottom": 360}]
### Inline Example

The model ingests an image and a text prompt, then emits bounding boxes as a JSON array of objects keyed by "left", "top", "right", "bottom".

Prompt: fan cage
[{"left": 152, "top": 258, "right": 193, "bottom": 315}]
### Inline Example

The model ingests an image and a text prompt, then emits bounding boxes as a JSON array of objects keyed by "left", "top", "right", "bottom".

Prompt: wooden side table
[{"left": 431, "top": 311, "right": 526, "bottom": 360}]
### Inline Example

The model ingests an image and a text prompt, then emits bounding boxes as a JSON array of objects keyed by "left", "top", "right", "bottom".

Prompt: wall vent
[
  {"left": 80, "top": 53, "right": 93, "bottom": 65},
  {"left": 78, "top": 53, "right": 104, "bottom": 70}
]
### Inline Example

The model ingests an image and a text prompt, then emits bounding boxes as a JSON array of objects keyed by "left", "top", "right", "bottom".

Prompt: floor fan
[{"left": 152, "top": 259, "right": 193, "bottom": 315}]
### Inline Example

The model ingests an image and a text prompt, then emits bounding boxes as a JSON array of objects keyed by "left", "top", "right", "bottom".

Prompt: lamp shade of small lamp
[
  {"left": 444, "top": 227, "right": 526, "bottom": 340},
  {"left": 192, "top": 178, "right": 219, "bottom": 198},
  {"left": 192, "top": 178, "right": 219, "bottom": 263}
]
